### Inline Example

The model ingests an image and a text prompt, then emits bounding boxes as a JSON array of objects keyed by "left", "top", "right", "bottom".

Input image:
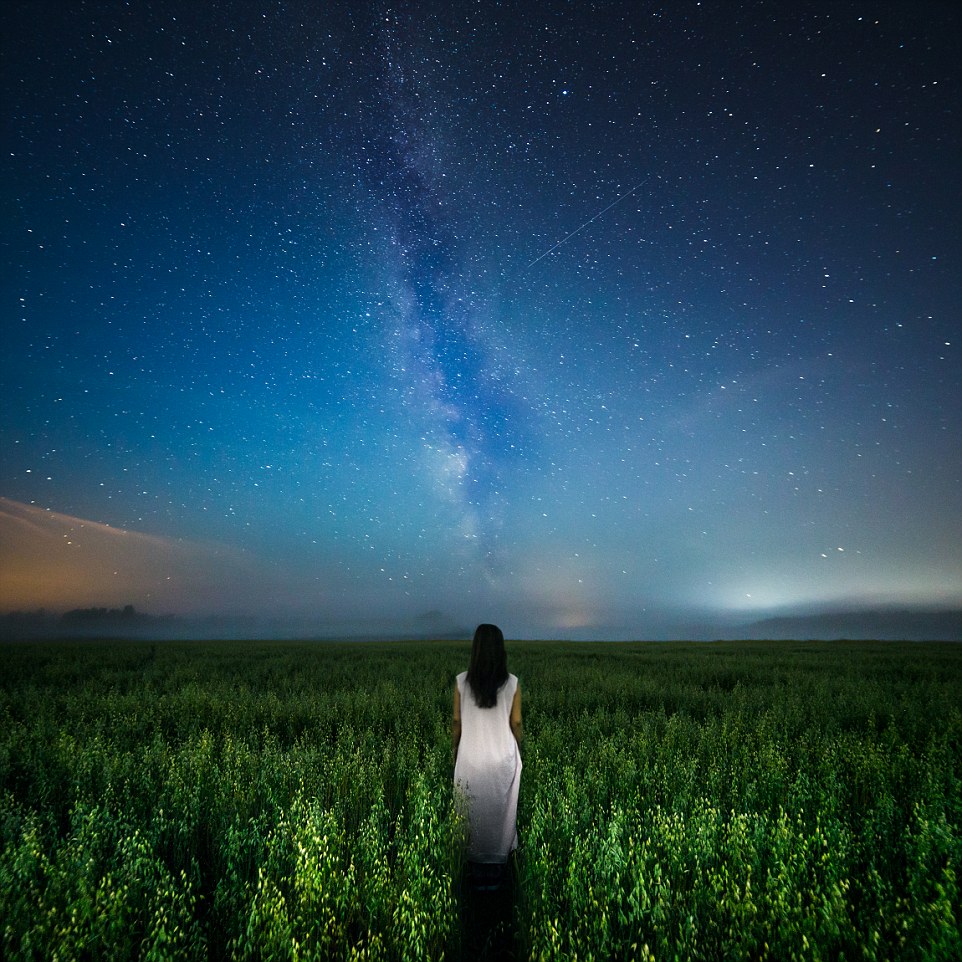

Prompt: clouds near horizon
[{"left": 0, "top": 497, "right": 269, "bottom": 614}]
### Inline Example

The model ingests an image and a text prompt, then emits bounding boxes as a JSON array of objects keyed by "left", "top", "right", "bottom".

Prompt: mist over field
[
  {"left": 4, "top": 490, "right": 959, "bottom": 643},
  {"left": 2, "top": 602, "right": 959, "bottom": 642}
]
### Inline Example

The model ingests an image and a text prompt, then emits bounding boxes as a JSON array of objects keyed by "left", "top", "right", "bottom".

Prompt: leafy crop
[{"left": 1, "top": 640, "right": 959, "bottom": 960}]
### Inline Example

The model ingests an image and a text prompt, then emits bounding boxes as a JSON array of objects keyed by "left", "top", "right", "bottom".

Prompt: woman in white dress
[{"left": 452, "top": 624, "right": 523, "bottom": 866}]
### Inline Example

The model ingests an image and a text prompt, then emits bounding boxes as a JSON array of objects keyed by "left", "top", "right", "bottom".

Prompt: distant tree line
[
  {"left": 62, "top": 605, "right": 139, "bottom": 624},
  {"left": 0, "top": 606, "right": 175, "bottom": 640}
]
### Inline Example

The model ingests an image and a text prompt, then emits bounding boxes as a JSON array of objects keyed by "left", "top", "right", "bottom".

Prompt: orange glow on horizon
[{"left": 0, "top": 497, "right": 257, "bottom": 614}]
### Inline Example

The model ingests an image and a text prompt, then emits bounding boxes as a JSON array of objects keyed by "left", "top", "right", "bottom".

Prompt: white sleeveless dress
[{"left": 454, "top": 671, "right": 521, "bottom": 863}]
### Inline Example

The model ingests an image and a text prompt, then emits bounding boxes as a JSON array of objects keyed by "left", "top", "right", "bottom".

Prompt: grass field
[{"left": 1, "top": 639, "right": 960, "bottom": 960}]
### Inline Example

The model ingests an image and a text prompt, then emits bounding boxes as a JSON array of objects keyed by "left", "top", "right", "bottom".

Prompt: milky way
[
  {"left": 360, "top": 20, "right": 530, "bottom": 576},
  {"left": 1, "top": 2, "right": 959, "bottom": 638}
]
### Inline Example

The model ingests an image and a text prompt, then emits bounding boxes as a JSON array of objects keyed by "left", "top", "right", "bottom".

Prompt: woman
[{"left": 452, "top": 624, "right": 522, "bottom": 864}]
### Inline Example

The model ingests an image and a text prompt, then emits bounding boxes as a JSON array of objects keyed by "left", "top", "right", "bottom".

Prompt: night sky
[{"left": 2, "top": 1, "right": 960, "bottom": 639}]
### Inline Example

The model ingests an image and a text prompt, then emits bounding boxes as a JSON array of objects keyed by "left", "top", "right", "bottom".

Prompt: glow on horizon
[
  {"left": 0, "top": 497, "right": 266, "bottom": 615},
  {"left": 3, "top": 496, "right": 958, "bottom": 635},
  {"left": 709, "top": 572, "right": 962, "bottom": 615}
]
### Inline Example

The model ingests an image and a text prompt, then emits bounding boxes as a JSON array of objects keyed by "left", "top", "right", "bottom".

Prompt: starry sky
[{"left": 2, "top": 1, "right": 960, "bottom": 639}]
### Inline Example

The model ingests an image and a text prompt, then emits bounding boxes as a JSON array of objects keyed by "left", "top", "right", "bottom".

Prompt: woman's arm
[
  {"left": 510, "top": 684, "right": 522, "bottom": 745},
  {"left": 452, "top": 683, "right": 461, "bottom": 761}
]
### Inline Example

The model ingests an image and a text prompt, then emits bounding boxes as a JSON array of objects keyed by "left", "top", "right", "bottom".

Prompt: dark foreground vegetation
[{"left": 1, "top": 639, "right": 959, "bottom": 960}]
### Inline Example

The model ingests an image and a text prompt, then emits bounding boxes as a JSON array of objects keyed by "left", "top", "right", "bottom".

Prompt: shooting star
[{"left": 526, "top": 180, "right": 646, "bottom": 269}]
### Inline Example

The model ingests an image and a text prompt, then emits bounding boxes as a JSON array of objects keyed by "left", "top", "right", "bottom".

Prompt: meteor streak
[{"left": 526, "top": 180, "right": 646, "bottom": 269}]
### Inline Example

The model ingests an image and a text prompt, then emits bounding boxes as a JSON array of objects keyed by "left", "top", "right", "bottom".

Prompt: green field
[{"left": 1, "top": 640, "right": 960, "bottom": 961}]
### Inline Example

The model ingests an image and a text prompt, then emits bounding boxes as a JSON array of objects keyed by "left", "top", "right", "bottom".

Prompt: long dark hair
[{"left": 466, "top": 623, "right": 508, "bottom": 708}]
